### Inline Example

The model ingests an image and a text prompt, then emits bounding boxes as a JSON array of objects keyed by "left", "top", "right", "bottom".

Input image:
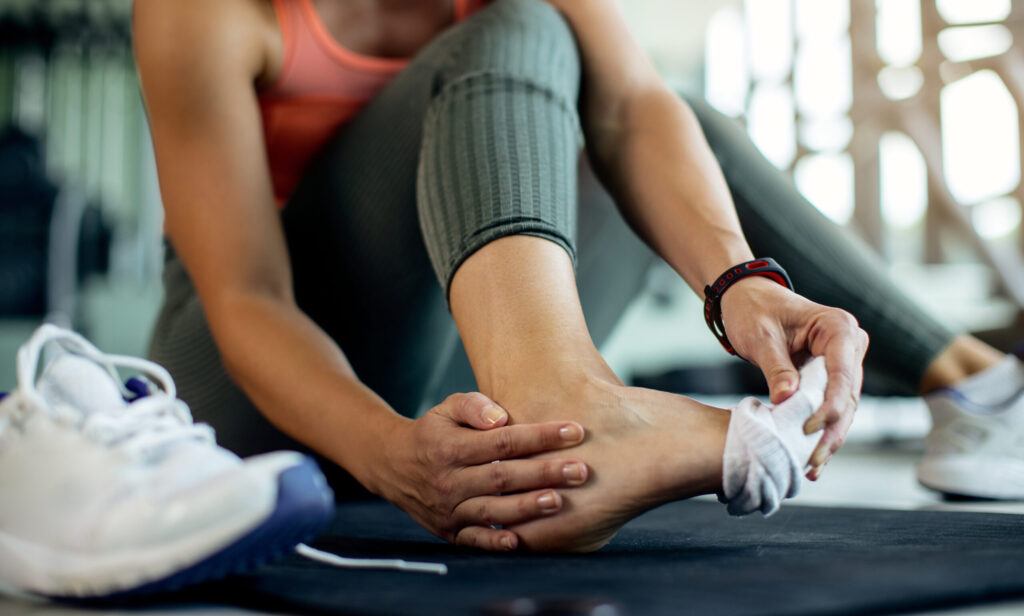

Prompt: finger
[
  {"left": 750, "top": 338, "right": 801, "bottom": 405},
  {"left": 453, "top": 526, "right": 519, "bottom": 551},
  {"left": 809, "top": 404, "right": 855, "bottom": 467},
  {"left": 803, "top": 336, "right": 861, "bottom": 435},
  {"left": 809, "top": 377, "right": 858, "bottom": 467},
  {"left": 438, "top": 392, "right": 509, "bottom": 429},
  {"left": 806, "top": 453, "right": 833, "bottom": 481},
  {"left": 803, "top": 316, "right": 867, "bottom": 433},
  {"left": 806, "top": 328, "right": 863, "bottom": 464},
  {"left": 459, "top": 421, "right": 585, "bottom": 464},
  {"left": 460, "top": 458, "right": 588, "bottom": 498},
  {"left": 452, "top": 489, "right": 564, "bottom": 529}
]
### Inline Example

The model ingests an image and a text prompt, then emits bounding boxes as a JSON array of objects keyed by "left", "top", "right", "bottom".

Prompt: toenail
[
  {"left": 538, "top": 491, "right": 559, "bottom": 513},
  {"left": 559, "top": 424, "right": 582, "bottom": 442},
  {"left": 563, "top": 462, "right": 586, "bottom": 484}
]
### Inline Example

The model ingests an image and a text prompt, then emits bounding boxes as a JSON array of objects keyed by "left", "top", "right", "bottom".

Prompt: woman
[{"left": 134, "top": 0, "right": 1016, "bottom": 552}]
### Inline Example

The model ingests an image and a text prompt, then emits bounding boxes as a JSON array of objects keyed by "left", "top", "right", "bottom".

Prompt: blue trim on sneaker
[
  {"left": 928, "top": 385, "right": 1024, "bottom": 415},
  {"left": 61, "top": 456, "right": 334, "bottom": 602},
  {"left": 124, "top": 377, "right": 150, "bottom": 401},
  {"left": 0, "top": 392, "right": 7, "bottom": 403}
]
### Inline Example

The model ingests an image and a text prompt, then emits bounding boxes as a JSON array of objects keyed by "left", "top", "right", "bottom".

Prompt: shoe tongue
[{"left": 37, "top": 354, "right": 127, "bottom": 416}]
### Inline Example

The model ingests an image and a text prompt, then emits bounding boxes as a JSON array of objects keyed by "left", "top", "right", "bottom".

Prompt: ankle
[
  {"left": 920, "top": 336, "right": 1006, "bottom": 394},
  {"left": 489, "top": 365, "right": 623, "bottom": 424}
]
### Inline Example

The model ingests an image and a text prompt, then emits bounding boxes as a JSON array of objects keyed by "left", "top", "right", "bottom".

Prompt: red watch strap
[{"left": 703, "top": 258, "right": 794, "bottom": 356}]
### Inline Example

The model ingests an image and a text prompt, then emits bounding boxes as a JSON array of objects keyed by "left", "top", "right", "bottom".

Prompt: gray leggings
[{"left": 149, "top": 0, "right": 953, "bottom": 481}]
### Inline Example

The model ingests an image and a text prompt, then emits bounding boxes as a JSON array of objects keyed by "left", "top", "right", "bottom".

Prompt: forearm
[
  {"left": 586, "top": 88, "right": 754, "bottom": 293},
  {"left": 205, "top": 292, "right": 408, "bottom": 494}
]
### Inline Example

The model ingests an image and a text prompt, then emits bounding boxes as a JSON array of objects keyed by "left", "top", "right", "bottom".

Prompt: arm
[
  {"left": 548, "top": 0, "right": 868, "bottom": 476},
  {"left": 548, "top": 1, "right": 748, "bottom": 288},
  {"left": 133, "top": 0, "right": 589, "bottom": 548}
]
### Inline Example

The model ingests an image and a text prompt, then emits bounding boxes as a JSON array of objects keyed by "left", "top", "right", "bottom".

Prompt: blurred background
[{"left": 1, "top": 0, "right": 1023, "bottom": 436}]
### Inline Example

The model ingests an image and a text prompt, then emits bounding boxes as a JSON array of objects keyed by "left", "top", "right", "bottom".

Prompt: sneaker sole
[
  {"left": 16, "top": 456, "right": 333, "bottom": 600},
  {"left": 917, "top": 455, "right": 1024, "bottom": 501}
]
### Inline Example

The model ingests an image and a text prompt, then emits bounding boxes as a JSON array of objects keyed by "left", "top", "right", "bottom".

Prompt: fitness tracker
[{"left": 703, "top": 258, "right": 794, "bottom": 355}]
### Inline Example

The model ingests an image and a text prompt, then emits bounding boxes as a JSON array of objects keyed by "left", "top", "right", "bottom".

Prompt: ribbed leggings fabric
[{"left": 148, "top": 0, "right": 954, "bottom": 487}]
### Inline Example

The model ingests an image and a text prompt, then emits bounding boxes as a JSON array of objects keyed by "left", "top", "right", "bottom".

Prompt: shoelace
[
  {"left": 80, "top": 394, "right": 214, "bottom": 460},
  {"left": 295, "top": 543, "right": 447, "bottom": 575},
  {"left": 14, "top": 324, "right": 210, "bottom": 459}
]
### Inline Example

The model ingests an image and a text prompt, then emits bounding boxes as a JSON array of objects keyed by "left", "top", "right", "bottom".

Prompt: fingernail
[
  {"left": 559, "top": 423, "right": 582, "bottom": 442},
  {"left": 563, "top": 462, "right": 586, "bottom": 485},
  {"left": 804, "top": 419, "right": 824, "bottom": 435},
  {"left": 538, "top": 491, "right": 560, "bottom": 513},
  {"left": 502, "top": 535, "right": 517, "bottom": 550},
  {"left": 482, "top": 405, "right": 506, "bottom": 425}
]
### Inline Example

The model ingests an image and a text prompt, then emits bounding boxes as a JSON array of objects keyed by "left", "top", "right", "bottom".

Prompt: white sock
[
  {"left": 719, "top": 356, "right": 828, "bottom": 517},
  {"left": 944, "top": 355, "right": 1024, "bottom": 409}
]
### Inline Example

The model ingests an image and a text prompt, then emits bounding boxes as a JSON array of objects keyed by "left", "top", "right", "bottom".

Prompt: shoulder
[{"left": 133, "top": 0, "right": 272, "bottom": 82}]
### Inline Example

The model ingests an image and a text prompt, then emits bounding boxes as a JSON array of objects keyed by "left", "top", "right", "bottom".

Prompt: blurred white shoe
[
  {"left": 0, "top": 324, "right": 333, "bottom": 599},
  {"left": 918, "top": 356, "right": 1024, "bottom": 500}
]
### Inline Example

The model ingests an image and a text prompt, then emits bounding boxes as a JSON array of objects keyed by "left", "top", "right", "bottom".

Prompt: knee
[
  {"left": 679, "top": 93, "right": 720, "bottom": 124},
  {"left": 499, "top": 0, "right": 575, "bottom": 44},
  {"left": 441, "top": 0, "right": 580, "bottom": 91}
]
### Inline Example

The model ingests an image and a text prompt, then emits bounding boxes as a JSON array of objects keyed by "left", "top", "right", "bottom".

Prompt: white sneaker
[
  {"left": 918, "top": 384, "right": 1024, "bottom": 500},
  {"left": 0, "top": 325, "right": 334, "bottom": 599}
]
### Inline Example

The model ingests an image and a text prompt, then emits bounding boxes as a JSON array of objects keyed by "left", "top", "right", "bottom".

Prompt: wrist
[
  {"left": 704, "top": 258, "right": 793, "bottom": 356},
  {"left": 719, "top": 276, "right": 788, "bottom": 313},
  {"left": 341, "top": 409, "right": 412, "bottom": 499}
]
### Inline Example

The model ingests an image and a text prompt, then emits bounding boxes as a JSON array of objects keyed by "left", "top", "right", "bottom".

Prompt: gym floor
[{"left": 2, "top": 409, "right": 1023, "bottom": 616}]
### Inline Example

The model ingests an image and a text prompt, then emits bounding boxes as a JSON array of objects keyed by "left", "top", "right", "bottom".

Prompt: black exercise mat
[{"left": 193, "top": 499, "right": 1024, "bottom": 616}]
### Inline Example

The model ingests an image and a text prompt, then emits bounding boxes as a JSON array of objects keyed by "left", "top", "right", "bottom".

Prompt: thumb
[
  {"left": 438, "top": 392, "right": 509, "bottom": 430},
  {"left": 755, "top": 344, "right": 801, "bottom": 405}
]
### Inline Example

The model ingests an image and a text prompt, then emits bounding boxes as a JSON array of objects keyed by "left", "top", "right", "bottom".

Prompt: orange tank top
[{"left": 259, "top": 0, "right": 488, "bottom": 204}]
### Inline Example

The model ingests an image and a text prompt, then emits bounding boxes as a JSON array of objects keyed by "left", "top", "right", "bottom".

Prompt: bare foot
[
  {"left": 447, "top": 235, "right": 731, "bottom": 552},
  {"left": 498, "top": 377, "right": 730, "bottom": 552}
]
